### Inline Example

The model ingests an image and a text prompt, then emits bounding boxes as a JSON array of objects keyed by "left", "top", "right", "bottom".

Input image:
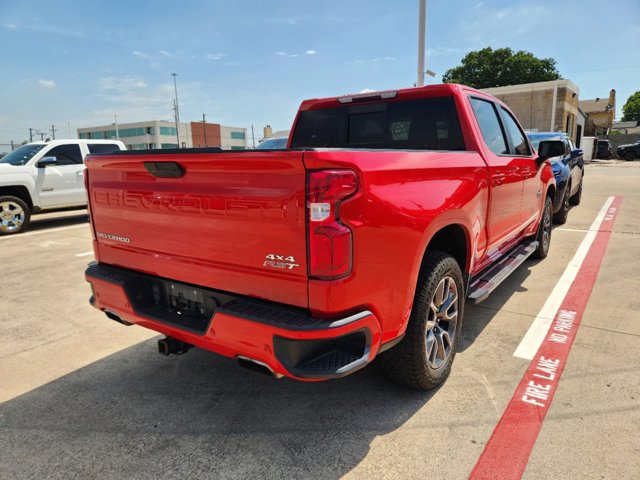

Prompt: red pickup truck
[{"left": 85, "top": 84, "right": 558, "bottom": 390}]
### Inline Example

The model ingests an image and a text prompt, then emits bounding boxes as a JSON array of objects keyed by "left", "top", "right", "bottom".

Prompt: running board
[{"left": 467, "top": 240, "right": 538, "bottom": 304}]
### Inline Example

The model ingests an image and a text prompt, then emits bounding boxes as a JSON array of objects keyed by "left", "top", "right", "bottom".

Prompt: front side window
[
  {"left": 500, "top": 107, "right": 531, "bottom": 156},
  {"left": 469, "top": 98, "right": 508, "bottom": 155},
  {"left": 47, "top": 144, "right": 83, "bottom": 165}
]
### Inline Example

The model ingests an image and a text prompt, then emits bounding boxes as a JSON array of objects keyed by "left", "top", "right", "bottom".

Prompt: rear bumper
[{"left": 85, "top": 263, "right": 382, "bottom": 381}]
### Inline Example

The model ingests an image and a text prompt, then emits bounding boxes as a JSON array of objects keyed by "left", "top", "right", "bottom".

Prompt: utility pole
[
  {"left": 50, "top": 124, "right": 57, "bottom": 140},
  {"left": 202, "top": 113, "right": 207, "bottom": 146},
  {"left": 114, "top": 115, "right": 119, "bottom": 140},
  {"left": 251, "top": 125, "right": 256, "bottom": 148},
  {"left": 417, "top": 0, "right": 426, "bottom": 87},
  {"left": 29, "top": 128, "right": 34, "bottom": 142},
  {"left": 172, "top": 73, "right": 180, "bottom": 148}
]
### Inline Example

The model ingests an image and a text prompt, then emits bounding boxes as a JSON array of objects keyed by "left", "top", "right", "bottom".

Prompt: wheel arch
[{"left": 0, "top": 186, "right": 34, "bottom": 210}]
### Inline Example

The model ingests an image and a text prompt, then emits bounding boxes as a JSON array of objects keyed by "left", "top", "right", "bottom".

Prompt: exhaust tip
[
  {"left": 104, "top": 309, "right": 133, "bottom": 326},
  {"left": 237, "top": 356, "right": 282, "bottom": 378}
]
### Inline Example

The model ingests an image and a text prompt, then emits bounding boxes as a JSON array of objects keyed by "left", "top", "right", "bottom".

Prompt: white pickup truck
[{"left": 0, "top": 139, "right": 125, "bottom": 235}]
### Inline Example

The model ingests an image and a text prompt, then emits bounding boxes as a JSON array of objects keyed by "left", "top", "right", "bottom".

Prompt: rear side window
[
  {"left": 88, "top": 143, "right": 121, "bottom": 154},
  {"left": 500, "top": 107, "right": 531, "bottom": 156},
  {"left": 47, "top": 144, "right": 83, "bottom": 165},
  {"left": 291, "top": 96, "right": 465, "bottom": 151},
  {"left": 469, "top": 98, "right": 508, "bottom": 155}
]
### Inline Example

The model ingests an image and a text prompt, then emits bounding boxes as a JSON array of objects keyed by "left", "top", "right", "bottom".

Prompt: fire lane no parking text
[{"left": 470, "top": 196, "right": 623, "bottom": 480}]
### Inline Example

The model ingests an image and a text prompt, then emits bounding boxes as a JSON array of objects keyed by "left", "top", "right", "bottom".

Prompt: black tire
[
  {"left": 624, "top": 151, "right": 636, "bottom": 161},
  {"left": 379, "top": 251, "right": 464, "bottom": 390},
  {"left": 533, "top": 196, "right": 553, "bottom": 259},
  {"left": 553, "top": 181, "right": 570, "bottom": 225},
  {"left": 569, "top": 179, "right": 582, "bottom": 205},
  {"left": 0, "top": 196, "right": 31, "bottom": 235}
]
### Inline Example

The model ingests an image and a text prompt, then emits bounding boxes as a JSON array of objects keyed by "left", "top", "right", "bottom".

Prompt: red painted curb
[{"left": 469, "top": 196, "right": 623, "bottom": 480}]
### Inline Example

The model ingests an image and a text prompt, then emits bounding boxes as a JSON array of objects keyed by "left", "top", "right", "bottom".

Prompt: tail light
[{"left": 307, "top": 170, "right": 357, "bottom": 279}]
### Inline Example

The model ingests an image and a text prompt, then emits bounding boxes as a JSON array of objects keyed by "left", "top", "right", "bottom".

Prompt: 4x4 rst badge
[{"left": 264, "top": 253, "right": 299, "bottom": 270}]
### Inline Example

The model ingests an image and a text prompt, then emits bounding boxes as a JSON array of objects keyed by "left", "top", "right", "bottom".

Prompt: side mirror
[
  {"left": 37, "top": 156, "right": 58, "bottom": 168},
  {"left": 570, "top": 148, "right": 583, "bottom": 158},
  {"left": 537, "top": 140, "right": 565, "bottom": 162}
]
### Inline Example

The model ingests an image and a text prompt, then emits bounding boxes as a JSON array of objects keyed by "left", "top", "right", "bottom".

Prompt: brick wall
[{"left": 191, "top": 122, "right": 222, "bottom": 147}]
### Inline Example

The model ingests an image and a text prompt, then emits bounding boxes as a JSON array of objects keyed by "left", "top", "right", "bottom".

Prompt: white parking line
[
  {"left": 75, "top": 251, "right": 94, "bottom": 257},
  {"left": 0, "top": 224, "right": 87, "bottom": 240},
  {"left": 513, "top": 196, "right": 615, "bottom": 360}
]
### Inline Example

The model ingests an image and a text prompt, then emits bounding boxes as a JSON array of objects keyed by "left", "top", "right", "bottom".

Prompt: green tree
[
  {"left": 621, "top": 91, "right": 640, "bottom": 122},
  {"left": 442, "top": 47, "right": 561, "bottom": 89}
]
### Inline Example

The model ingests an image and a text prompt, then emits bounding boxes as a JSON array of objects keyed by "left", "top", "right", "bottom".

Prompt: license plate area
[{"left": 123, "top": 274, "right": 235, "bottom": 335}]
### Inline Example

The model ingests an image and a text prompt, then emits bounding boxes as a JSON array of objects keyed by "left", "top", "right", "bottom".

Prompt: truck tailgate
[{"left": 86, "top": 150, "right": 308, "bottom": 307}]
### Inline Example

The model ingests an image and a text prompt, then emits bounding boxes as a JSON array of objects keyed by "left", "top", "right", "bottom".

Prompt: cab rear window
[{"left": 291, "top": 96, "right": 465, "bottom": 151}]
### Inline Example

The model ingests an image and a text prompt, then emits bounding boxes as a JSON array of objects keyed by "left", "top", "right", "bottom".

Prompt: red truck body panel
[
  {"left": 88, "top": 151, "right": 308, "bottom": 307},
  {"left": 85, "top": 83, "right": 555, "bottom": 381}
]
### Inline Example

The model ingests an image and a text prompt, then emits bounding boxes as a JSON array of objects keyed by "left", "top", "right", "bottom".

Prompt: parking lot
[{"left": 0, "top": 160, "right": 638, "bottom": 479}]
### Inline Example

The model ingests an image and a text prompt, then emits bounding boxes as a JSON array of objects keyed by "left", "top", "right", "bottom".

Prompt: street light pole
[
  {"left": 417, "top": 0, "right": 426, "bottom": 87},
  {"left": 172, "top": 73, "right": 180, "bottom": 148},
  {"left": 114, "top": 115, "right": 119, "bottom": 140}
]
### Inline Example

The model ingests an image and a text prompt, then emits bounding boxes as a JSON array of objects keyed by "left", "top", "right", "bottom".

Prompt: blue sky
[{"left": 1, "top": 0, "right": 639, "bottom": 147}]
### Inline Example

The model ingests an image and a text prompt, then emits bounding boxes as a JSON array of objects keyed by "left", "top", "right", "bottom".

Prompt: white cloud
[
  {"left": 132, "top": 50, "right": 159, "bottom": 68},
  {"left": 275, "top": 51, "right": 299, "bottom": 58},
  {"left": 99, "top": 77, "right": 147, "bottom": 92},
  {"left": 158, "top": 50, "right": 174, "bottom": 57},
  {"left": 305, "top": 50, "right": 317, "bottom": 55},
  {"left": 38, "top": 79, "right": 56, "bottom": 88},
  {"left": 4, "top": 24, "right": 17, "bottom": 29},
  {"left": 205, "top": 53, "right": 226, "bottom": 60}
]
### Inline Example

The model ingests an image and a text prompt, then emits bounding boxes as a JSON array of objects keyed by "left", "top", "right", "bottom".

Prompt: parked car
[
  {"left": 596, "top": 139, "right": 613, "bottom": 159},
  {"left": 0, "top": 139, "right": 126, "bottom": 235},
  {"left": 616, "top": 140, "right": 640, "bottom": 161},
  {"left": 85, "top": 83, "right": 556, "bottom": 391},
  {"left": 528, "top": 132, "right": 584, "bottom": 224},
  {"left": 256, "top": 136, "right": 288, "bottom": 149}
]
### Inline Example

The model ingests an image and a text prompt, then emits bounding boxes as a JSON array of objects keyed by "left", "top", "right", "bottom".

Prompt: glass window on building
[
  {"left": 161, "top": 143, "right": 178, "bottom": 149},
  {"left": 160, "top": 126, "right": 177, "bottom": 136},
  {"left": 230, "top": 131, "right": 245, "bottom": 140},
  {"left": 79, "top": 132, "right": 88, "bottom": 139},
  {"left": 119, "top": 127, "right": 145, "bottom": 138}
]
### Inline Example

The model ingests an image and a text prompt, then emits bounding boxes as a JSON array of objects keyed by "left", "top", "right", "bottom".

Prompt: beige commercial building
[
  {"left": 482, "top": 80, "right": 582, "bottom": 145},
  {"left": 79, "top": 121, "right": 247, "bottom": 150}
]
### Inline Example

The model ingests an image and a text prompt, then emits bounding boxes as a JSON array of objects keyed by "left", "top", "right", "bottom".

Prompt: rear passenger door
[
  {"left": 469, "top": 97, "right": 524, "bottom": 253},
  {"left": 497, "top": 106, "right": 539, "bottom": 228}
]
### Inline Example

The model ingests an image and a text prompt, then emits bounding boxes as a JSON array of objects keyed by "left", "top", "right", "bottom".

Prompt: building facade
[
  {"left": 482, "top": 80, "right": 582, "bottom": 145},
  {"left": 78, "top": 121, "right": 192, "bottom": 150},
  {"left": 78, "top": 121, "right": 247, "bottom": 150},
  {"left": 220, "top": 126, "right": 247, "bottom": 149},
  {"left": 579, "top": 90, "right": 616, "bottom": 137}
]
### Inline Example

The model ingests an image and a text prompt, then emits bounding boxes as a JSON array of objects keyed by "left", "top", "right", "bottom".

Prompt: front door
[{"left": 35, "top": 144, "right": 86, "bottom": 208}]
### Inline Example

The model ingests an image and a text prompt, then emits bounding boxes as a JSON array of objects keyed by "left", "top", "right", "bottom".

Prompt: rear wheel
[
  {"left": 624, "top": 151, "right": 636, "bottom": 161},
  {"left": 0, "top": 196, "right": 31, "bottom": 235},
  {"left": 379, "top": 251, "right": 464, "bottom": 390},
  {"left": 553, "top": 181, "right": 570, "bottom": 225},
  {"left": 533, "top": 196, "right": 553, "bottom": 259}
]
